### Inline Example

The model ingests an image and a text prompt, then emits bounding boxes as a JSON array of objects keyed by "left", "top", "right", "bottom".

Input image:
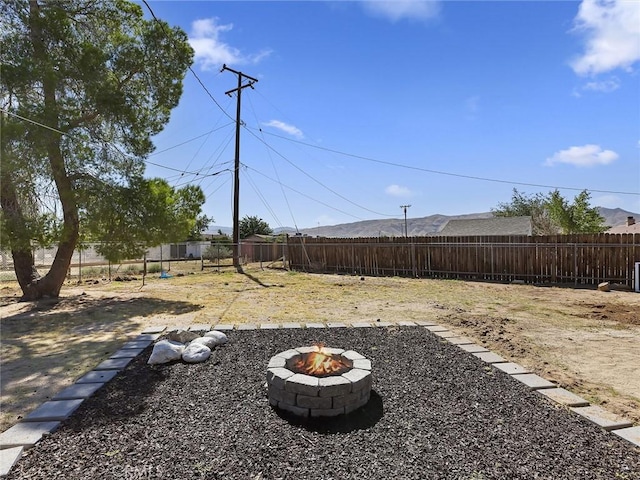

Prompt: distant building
[
  {"left": 436, "top": 216, "right": 532, "bottom": 236},
  {"left": 241, "top": 234, "right": 286, "bottom": 262},
  {"left": 606, "top": 216, "right": 640, "bottom": 234}
]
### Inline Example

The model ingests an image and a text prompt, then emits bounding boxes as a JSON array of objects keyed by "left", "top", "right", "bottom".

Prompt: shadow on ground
[
  {"left": 274, "top": 390, "right": 384, "bottom": 433},
  {"left": 0, "top": 295, "right": 201, "bottom": 431}
]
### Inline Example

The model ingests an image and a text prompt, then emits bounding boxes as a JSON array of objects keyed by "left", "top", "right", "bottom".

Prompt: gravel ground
[{"left": 7, "top": 327, "right": 640, "bottom": 480}]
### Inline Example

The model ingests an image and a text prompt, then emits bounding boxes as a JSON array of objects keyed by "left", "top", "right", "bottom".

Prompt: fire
[{"left": 293, "top": 346, "right": 350, "bottom": 377}]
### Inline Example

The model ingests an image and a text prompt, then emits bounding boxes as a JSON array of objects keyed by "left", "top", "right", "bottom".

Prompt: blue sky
[{"left": 141, "top": 0, "right": 640, "bottom": 230}]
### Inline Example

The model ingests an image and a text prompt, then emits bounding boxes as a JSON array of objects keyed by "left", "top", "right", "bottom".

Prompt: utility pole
[
  {"left": 222, "top": 64, "right": 258, "bottom": 273},
  {"left": 400, "top": 205, "right": 411, "bottom": 237}
]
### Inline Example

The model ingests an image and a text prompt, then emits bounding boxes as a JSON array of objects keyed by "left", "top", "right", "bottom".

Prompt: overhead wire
[
  {"left": 244, "top": 164, "right": 363, "bottom": 220},
  {"left": 149, "top": 122, "right": 234, "bottom": 157},
  {"left": 2, "top": 109, "right": 228, "bottom": 179},
  {"left": 243, "top": 167, "right": 285, "bottom": 229},
  {"left": 141, "top": 0, "right": 236, "bottom": 124},
  {"left": 242, "top": 124, "right": 399, "bottom": 217},
  {"left": 257, "top": 130, "right": 640, "bottom": 197},
  {"left": 246, "top": 91, "right": 300, "bottom": 232}
]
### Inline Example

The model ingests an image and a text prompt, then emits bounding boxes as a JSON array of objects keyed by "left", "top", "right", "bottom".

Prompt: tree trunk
[{"left": 8, "top": 0, "right": 81, "bottom": 301}]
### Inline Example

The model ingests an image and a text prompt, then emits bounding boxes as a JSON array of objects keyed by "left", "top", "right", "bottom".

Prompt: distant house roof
[
  {"left": 606, "top": 216, "right": 640, "bottom": 234},
  {"left": 436, "top": 216, "right": 532, "bottom": 236},
  {"left": 243, "top": 234, "right": 273, "bottom": 243}
]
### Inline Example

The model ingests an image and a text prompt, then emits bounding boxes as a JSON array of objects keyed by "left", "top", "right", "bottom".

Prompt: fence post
[
  {"left": 574, "top": 242, "right": 578, "bottom": 286},
  {"left": 78, "top": 248, "right": 82, "bottom": 283},
  {"left": 411, "top": 241, "right": 417, "bottom": 278}
]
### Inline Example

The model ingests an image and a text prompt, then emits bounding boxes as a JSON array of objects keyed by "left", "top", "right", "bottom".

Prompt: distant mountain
[
  {"left": 598, "top": 207, "right": 639, "bottom": 227},
  {"left": 208, "top": 207, "right": 639, "bottom": 239}
]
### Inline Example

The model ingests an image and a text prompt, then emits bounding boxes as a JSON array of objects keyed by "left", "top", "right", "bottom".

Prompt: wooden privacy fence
[{"left": 286, "top": 234, "right": 640, "bottom": 287}]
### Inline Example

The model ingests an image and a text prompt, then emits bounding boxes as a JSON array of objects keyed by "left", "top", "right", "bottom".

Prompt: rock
[
  {"left": 203, "top": 330, "right": 228, "bottom": 345},
  {"left": 598, "top": 282, "right": 610, "bottom": 292},
  {"left": 191, "top": 336, "right": 219, "bottom": 349},
  {"left": 147, "top": 340, "right": 185, "bottom": 364},
  {"left": 182, "top": 343, "right": 211, "bottom": 363},
  {"left": 166, "top": 329, "right": 200, "bottom": 343}
]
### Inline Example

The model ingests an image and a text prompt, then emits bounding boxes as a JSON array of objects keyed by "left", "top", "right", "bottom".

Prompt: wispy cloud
[
  {"left": 545, "top": 144, "right": 619, "bottom": 167},
  {"left": 385, "top": 184, "right": 413, "bottom": 197},
  {"left": 361, "top": 0, "right": 440, "bottom": 22},
  {"left": 592, "top": 194, "right": 621, "bottom": 208},
  {"left": 572, "top": 76, "right": 621, "bottom": 97},
  {"left": 189, "top": 18, "right": 272, "bottom": 70},
  {"left": 570, "top": 0, "right": 640, "bottom": 76},
  {"left": 263, "top": 120, "right": 304, "bottom": 139}
]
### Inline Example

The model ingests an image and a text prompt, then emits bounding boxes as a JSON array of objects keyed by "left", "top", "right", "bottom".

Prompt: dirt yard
[{"left": 1, "top": 264, "right": 639, "bottom": 433}]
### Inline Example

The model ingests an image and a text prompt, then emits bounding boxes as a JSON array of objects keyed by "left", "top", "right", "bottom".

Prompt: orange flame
[{"left": 293, "top": 346, "right": 349, "bottom": 377}]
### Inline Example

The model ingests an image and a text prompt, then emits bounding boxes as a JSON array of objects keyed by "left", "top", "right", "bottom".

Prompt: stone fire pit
[{"left": 266, "top": 346, "right": 372, "bottom": 417}]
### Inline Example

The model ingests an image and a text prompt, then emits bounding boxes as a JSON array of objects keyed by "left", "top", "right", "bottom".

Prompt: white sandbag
[
  {"left": 190, "top": 336, "right": 219, "bottom": 349},
  {"left": 203, "top": 330, "right": 228, "bottom": 345},
  {"left": 182, "top": 343, "right": 212, "bottom": 363},
  {"left": 147, "top": 340, "right": 185, "bottom": 365}
]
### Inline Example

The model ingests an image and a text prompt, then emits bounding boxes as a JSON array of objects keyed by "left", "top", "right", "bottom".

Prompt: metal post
[{"left": 400, "top": 205, "right": 411, "bottom": 237}]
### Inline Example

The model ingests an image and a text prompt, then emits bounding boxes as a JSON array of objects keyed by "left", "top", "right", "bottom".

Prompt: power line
[
  {"left": 149, "top": 122, "right": 234, "bottom": 157},
  {"left": 244, "top": 164, "right": 363, "bottom": 220},
  {"left": 2, "top": 109, "right": 227, "bottom": 179},
  {"left": 243, "top": 125, "right": 399, "bottom": 217},
  {"left": 246, "top": 92, "right": 300, "bottom": 232},
  {"left": 259, "top": 130, "right": 639, "bottom": 197}
]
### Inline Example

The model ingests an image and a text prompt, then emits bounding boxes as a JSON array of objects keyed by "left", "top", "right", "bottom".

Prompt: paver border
[{"left": 2, "top": 321, "right": 638, "bottom": 478}]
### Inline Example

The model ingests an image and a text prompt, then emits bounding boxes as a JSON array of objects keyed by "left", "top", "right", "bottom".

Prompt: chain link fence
[{"left": 0, "top": 242, "right": 224, "bottom": 283}]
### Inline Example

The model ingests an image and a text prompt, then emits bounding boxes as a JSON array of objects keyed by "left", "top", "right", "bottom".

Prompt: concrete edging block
[
  {"left": 612, "top": 426, "right": 640, "bottom": 447},
  {"left": 76, "top": 370, "right": 119, "bottom": 384},
  {"left": 0, "top": 421, "right": 60, "bottom": 449},
  {"left": 52, "top": 383, "right": 104, "bottom": 400},
  {"left": 570, "top": 405, "right": 634, "bottom": 431},
  {"left": 472, "top": 351, "right": 506, "bottom": 364},
  {"left": 0, "top": 446, "right": 23, "bottom": 477},
  {"left": 94, "top": 357, "right": 133, "bottom": 371},
  {"left": 510, "top": 373, "right": 556, "bottom": 390},
  {"left": 537, "top": 388, "right": 589, "bottom": 407},
  {"left": 23, "top": 400, "right": 84, "bottom": 422},
  {"left": 493, "top": 362, "right": 531, "bottom": 375}
]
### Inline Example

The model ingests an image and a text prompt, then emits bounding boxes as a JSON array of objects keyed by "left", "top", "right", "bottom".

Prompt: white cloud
[
  {"left": 582, "top": 77, "right": 621, "bottom": 92},
  {"left": 385, "top": 184, "right": 413, "bottom": 197},
  {"left": 592, "top": 194, "right": 622, "bottom": 208},
  {"left": 570, "top": 0, "right": 640, "bottom": 76},
  {"left": 263, "top": 120, "right": 304, "bottom": 139},
  {"left": 545, "top": 144, "right": 619, "bottom": 167},
  {"left": 189, "top": 18, "right": 272, "bottom": 70},
  {"left": 361, "top": 0, "right": 440, "bottom": 22},
  {"left": 572, "top": 76, "right": 621, "bottom": 97}
]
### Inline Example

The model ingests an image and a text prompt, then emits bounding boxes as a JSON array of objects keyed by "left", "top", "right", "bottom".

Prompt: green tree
[
  {"left": 492, "top": 188, "right": 606, "bottom": 235},
  {"left": 0, "top": 0, "right": 193, "bottom": 300},
  {"left": 239, "top": 215, "right": 273, "bottom": 239},
  {"left": 547, "top": 189, "right": 606, "bottom": 234},
  {"left": 81, "top": 179, "right": 207, "bottom": 263},
  {"left": 492, "top": 189, "right": 558, "bottom": 235}
]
